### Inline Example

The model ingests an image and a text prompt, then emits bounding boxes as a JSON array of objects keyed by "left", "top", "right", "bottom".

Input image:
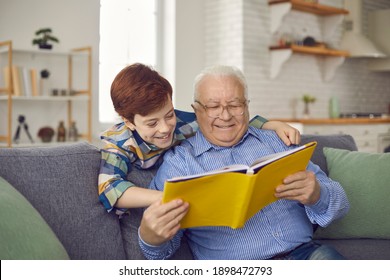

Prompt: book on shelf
[
  {"left": 2, "top": 66, "right": 11, "bottom": 91},
  {"left": 11, "top": 66, "right": 22, "bottom": 96},
  {"left": 30, "top": 69, "right": 39, "bottom": 96},
  {"left": 22, "top": 67, "right": 32, "bottom": 97},
  {"left": 8, "top": 66, "right": 38, "bottom": 97},
  {"left": 162, "top": 141, "right": 317, "bottom": 229}
]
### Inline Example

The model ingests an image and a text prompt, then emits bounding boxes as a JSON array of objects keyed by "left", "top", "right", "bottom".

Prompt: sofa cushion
[
  {"left": 314, "top": 147, "right": 390, "bottom": 239},
  {"left": 0, "top": 142, "right": 126, "bottom": 259},
  {"left": 301, "top": 134, "right": 358, "bottom": 175},
  {"left": 317, "top": 239, "right": 390, "bottom": 260},
  {"left": 0, "top": 177, "right": 69, "bottom": 260}
]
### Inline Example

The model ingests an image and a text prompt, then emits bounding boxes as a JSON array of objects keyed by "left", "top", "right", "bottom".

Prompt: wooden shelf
[
  {"left": 268, "top": 0, "right": 348, "bottom": 38},
  {"left": 269, "top": 44, "right": 349, "bottom": 81},
  {"left": 271, "top": 117, "right": 390, "bottom": 125},
  {"left": 269, "top": 0, "right": 348, "bottom": 16},
  {"left": 269, "top": 44, "right": 349, "bottom": 57},
  {"left": 0, "top": 95, "right": 89, "bottom": 101},
  {"left": 1, "top": 48, "right": 89, "bottom": 57}
]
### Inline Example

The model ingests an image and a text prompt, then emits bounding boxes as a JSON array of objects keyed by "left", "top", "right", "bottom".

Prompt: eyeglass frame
[{"left": 193, "top": 99, "right": 250, "bottom": 118}]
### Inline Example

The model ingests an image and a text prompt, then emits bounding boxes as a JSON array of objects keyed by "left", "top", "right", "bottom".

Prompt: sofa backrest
[
  {"left": 0, "top": 142, "right": 126, "bottom": 260},
  {"left": 301, "top": 134, "right": 358, "bottom": 175}
]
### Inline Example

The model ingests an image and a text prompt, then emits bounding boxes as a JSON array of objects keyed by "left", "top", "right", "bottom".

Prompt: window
[{"left": 99, "top": 0, "right": 157, "bottom": 123}]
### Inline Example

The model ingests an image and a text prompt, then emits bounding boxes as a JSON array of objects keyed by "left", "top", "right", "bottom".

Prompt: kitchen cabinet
[
  {"left": 0, "top": 40, "right": 92, "bottom": 147},
  {"left": 268, "top": 0, "right": 349, "bottom": 81},
  {"left": 303, "top": 123, "right": 390, "bottom": 153}
]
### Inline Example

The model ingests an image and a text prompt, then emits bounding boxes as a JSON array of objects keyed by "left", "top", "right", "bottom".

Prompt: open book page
[
  {"left": 167, "top": 164, "right": 250, "bottom": 182},
  {"left": 168, "top": 142, "right": 316, "bottom": 181},
  {"left": 247, "top": 143, "right": 312, "bottom": 174}
]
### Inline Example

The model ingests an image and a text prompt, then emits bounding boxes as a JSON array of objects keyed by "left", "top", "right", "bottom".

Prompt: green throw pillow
[
  {"left": 0, "top": 177, "right": 69, "bottom": 259},
  {"left": 314, "top": 148, "right": 390, "bottom": 239}
]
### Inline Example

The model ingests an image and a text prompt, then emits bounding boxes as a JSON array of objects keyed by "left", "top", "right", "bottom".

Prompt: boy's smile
[{"left": 124, "top": 97, "right": 177, "bottom": 149}]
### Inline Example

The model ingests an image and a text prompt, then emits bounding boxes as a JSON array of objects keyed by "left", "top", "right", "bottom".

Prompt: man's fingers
[
  {"left": 145, "top": 199, "right": 189, "bottom": 232},
  {"left": 165, "top": 202, "right": 189, "bottom": 229},
  {"left": 148, "top": 199, "right": 184, "bottom": 217}
]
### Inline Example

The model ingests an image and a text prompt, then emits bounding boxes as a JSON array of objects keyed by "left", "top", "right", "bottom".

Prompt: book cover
[
  {"left": 163, "top": 141, "right": 317, "bottom": 229},
  {"left": 17, "top": 66, "right": 25, "bottom": 96},
  {"left": 2, "top": 66, "right": 12, "bottom": 91},
  {"left": 22, "top": 67, "right": 32, "bottom": 97},
  {"left": 11, "top": 66, "right": 21, "bottom": 96},
  {"left": 30, "top": 69, "right": 39, "bottom": 96}
]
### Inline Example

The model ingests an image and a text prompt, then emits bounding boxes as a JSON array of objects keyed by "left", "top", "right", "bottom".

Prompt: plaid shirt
[{"left": 98, "top": 109, "right": 267, "bottom": 215}]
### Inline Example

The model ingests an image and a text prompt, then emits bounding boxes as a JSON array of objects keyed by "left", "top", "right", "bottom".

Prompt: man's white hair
[{"left": 193, "top": 65, "right": 248, "bottom": 101}]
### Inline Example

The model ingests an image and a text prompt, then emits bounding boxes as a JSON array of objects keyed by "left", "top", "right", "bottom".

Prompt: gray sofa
[{"left": 0, "top": 134, "right": 389, "bottom": 260}]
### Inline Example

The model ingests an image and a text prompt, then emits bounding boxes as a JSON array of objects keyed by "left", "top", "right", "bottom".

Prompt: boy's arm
[
  {"left": 98, "top": 145, "right": 161, "bottom": 214},
  {"left": 249, "top": 115, "right": 301, "bottom": 146}
]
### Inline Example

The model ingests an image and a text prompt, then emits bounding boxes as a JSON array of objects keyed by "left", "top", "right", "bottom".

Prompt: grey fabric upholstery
[
  {"left": 317, "top": 239, "right": 390, "bottom": 260},
  {"left": 301, "top": 134, "right": 358, "bottom": 174},
  {"left": 119, "top": 166, "right": 157, "bottom": 260},
  {"left": 0, "top": 142, "right": 126, "bottom": 259}
]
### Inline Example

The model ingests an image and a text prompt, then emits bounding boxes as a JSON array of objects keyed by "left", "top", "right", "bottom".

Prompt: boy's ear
[{"left": 123, "top": 117, "right": 136, "bottom": 131}]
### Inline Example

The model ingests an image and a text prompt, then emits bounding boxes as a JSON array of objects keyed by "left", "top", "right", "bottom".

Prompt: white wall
[
  {"left": 171, "top": 0, "right": 205, "bottom": 111},
  {"left": 0, "top": 0, "right": 100, "bottom": 140}
]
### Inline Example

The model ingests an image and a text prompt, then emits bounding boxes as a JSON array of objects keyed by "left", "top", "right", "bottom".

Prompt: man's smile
[{"left": 215, "top": 123, "right": 235, "bottom": 129}]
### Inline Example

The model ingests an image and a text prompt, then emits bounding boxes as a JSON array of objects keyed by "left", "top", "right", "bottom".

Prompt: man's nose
[{"left": 219, "top": 105, "right": 233, "bottom": 120}]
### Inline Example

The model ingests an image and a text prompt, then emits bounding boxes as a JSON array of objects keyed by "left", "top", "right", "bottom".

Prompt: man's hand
[
  {"left": 139, "top": 199, "right": 189, "bottom": 246},
  {"left": 262, "top": 121, "right": 301, "bottom": 146},
  {"left": 274, "top": 170, "right": 321, "bottom": 205}
]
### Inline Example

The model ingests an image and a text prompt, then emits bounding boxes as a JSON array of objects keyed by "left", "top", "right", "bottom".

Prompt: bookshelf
[{"left": 0, "top": 40, "right": 92, "bottom": 147}]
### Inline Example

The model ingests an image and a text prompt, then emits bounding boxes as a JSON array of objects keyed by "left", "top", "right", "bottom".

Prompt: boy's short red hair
[{"left": 111, "top": 63, "right": 173, "bottom": 123}]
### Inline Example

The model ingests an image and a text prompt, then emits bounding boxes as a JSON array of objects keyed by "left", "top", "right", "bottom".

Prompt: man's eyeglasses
[{"left": 194, "top": 100, "right": 249, "bottom": 118}]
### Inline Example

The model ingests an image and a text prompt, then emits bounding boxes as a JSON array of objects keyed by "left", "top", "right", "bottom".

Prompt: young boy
[{"left": 98, "top": 63, "right": 301, "bottom": 215}]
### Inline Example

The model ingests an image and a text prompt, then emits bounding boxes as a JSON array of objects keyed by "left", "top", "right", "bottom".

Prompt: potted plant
[
  {"left": 302, "top": 94, "right": 316, "bottom": 118},
  {"left": 32, "top": 28, "right": 60, "bottom": 50}
]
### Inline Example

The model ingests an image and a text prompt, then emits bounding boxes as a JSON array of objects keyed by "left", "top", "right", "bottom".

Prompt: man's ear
[{"left": 123, "top": 118, "right": 136, "bottom": 131}]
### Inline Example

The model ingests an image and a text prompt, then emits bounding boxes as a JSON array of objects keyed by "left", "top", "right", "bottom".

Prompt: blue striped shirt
[{"left": 139, "top": 127, "right": 349, "bottom": 260}]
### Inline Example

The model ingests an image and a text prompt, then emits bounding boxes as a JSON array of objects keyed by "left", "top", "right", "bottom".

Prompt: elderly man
[{"left": 138, "top": 65, "right": 349, "bottom": 260}]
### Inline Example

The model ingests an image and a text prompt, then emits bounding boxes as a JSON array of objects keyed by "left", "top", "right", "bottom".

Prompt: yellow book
[{"left": 163, "top": 141, "right": 317, "bottom": 229}]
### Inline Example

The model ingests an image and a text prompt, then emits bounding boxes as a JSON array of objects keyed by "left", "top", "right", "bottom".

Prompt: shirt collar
[{"left": 130, "top": 130, "right": 156, "bottom": 153}]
